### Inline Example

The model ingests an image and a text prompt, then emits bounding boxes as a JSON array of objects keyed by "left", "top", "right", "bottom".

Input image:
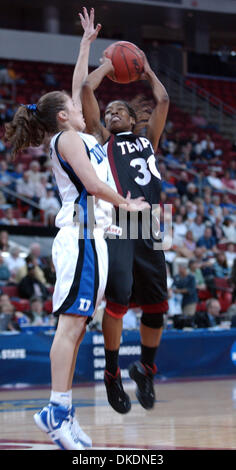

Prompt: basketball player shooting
[{"left": 80, "top": 47, "right": 169, "bottom": 414}]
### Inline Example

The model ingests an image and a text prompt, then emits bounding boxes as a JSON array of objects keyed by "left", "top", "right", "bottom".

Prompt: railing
[
  {"left": 158, "top": 64, "right": 236, "bottom": 134},
  {"left": 0, "top": 184, "right": 42, "bottom": 211}
]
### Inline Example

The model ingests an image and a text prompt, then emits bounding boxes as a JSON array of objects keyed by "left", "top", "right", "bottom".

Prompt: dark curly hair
[{"left": 5, "top": 90, "right": 69, "bottom": 157}]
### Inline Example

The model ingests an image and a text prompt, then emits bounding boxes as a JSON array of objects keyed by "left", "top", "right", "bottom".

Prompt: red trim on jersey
[
  {"left": 107, "top": 135, "right": 124, "bottom": 196},
  {"left": 106, "top": 300, "right": 128, "bottom": 318}
]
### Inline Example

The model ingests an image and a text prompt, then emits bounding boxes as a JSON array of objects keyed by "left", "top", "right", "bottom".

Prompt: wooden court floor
[{"left": 0, "top": 377, "right": 236, "bottom": 450}]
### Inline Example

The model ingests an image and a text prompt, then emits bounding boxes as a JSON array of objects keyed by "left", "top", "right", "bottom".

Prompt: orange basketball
[{"left": 104, "top": 41, "right": 144, "bottom": 84}]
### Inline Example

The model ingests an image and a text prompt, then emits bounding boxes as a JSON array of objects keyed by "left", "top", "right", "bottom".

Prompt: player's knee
[
  {"left": 141, "top": 312, "right": 164, "bottom": 329},
  {"left": 105, "top": 300, "right": 128, "bottom": 319}
]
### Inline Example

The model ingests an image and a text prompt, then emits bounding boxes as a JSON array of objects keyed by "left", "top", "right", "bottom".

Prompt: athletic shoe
[
  {"left": 33, "top": 402, "right": 84, "bottom": 450},
  {"left": 70, "top": 405, "right": 92, "bottom": 448},
  {"left": 104, "top": 368, "right": 131, "bottom": 414},
  {"left": 129, "top": 361, "right": 157, "bottom": 409}
]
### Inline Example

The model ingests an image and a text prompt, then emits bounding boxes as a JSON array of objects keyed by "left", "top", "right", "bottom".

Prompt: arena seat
[
  {"left": 214, "top": 277, "right": 233, "bottom": 292},
  {"left": 11, "top": 299, "right": 30, "bottom": 312},
  {"left": 44, "top": 300, "right": 52, "bottom": 314},
  {"left": 197, "top": 288, "right": 212, "bottom": 300},
  {"left": 2, "top": 285, "right": 19, "bottom": 297}
]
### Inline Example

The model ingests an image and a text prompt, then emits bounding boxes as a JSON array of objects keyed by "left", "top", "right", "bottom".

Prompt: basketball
[{"left": 104, "top": 41, "right": 144, "bottom": 84}]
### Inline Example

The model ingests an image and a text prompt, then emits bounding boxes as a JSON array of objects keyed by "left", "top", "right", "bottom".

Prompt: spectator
[
  {"left": 203, "top": 193, "right": 213, "bottom": 217},
  {"left": 15, "top": 254, "right": 46, "bottom": 285},
  {"left": 212, "top": 216, "right": 224, "bottom": 243},
  {"left": 225, "top": 243, "right": 236, "bottom": 269},
  {"left": 186, "top": 182, "right": 198, "bottom": 201},
  {"left": 176, "top": 171, "right": 189, "bottom": 197},
  {"left": 228, "top": 160, "right": 236, "bottom": 179},
  {"left": 25, "top": 296, "right": 53, "bottom": 326},
  {"left": 7, "top": 61, "right": 26, "bottom": 85},
  {"left": 221, "top": 170, "right": 236, "bottom": 193},
  {"left": 213, "top": 252, "right": 230, "bottom": 278},
  {"left": 191, "top": 107, "right": 208, "bottom": 129},
  {"left": 5, "top": 246, "right": 25, "bottom": 278},
  {"left": 0, "top": 207, "right": 18, "bottom": 226},
  {"left": 172, "top": 214, "right": 187, "bottom": 247},
  {"left": 0, "top": 230, "right": 10, "bottom": 251},
  {"left": 0, "top": 161, "right": 12, "bottom": 189},
  {"left": 161, "top": 171, "right": 178, "bottom": 198},
  {"left": 194, "top": 298, "right": 222, "bottom": 328},
  {"left": 187, "top": 214, "right": 206, "bottom": 242},
  {"left": 29, "top": 242, "right": 41, "bottom": 262},
  {"left": 10, "top": 162, "right": 24, "bottom": 182},
  {"left": 0, "top": 103, "right": 7, "bottom": 125},
  {"left": 39, "top": 185, "right": 61, "bottom": 226},
  {"left": 0, "top": 294, "right": 19, "bottom": 332},
  {"left": 43, "top": 256, "right": 56, "bottom": 286},
  {"left": 206, "top": 171, "right": 229, "bottom": 192},
  {"left": 185, "top": 200, "right": 197, "bottom": 222},
  {"left": 0, "top": 252, "right": 11, "bottom": 284},
  {"left": 172, "top": 264, "right": 198, "bottom": 316},
  {"left": 30, "top": 242, "right": 49, "bottom": 272},
  {"left": 27, "top": 161, "right": 43, "bottom": 184},
  {"left": 175, "top": 230, "right": 196, "bottom": 259},
  {"left": 16, "top": 171, "right": 36, "bottom": 199},
  {"left": 206, "top": 207, "right": 217, "bottom": 225},
  {"left": 220, "top": 194, "right": 236, "bottom": 215},
  {"left": 188, "top": 259, "right": 206, "bottom": 290},
  {"left": 200, "top": 136, "right": 217, "bottom": 162},
  {"left": 42, "top": 67, "right": 59, "bottom": 87},
  {"left": 197, "top": 226, "right": 217, "bottom": 254},
  {"left": 5, "top": 103, "right": 16, "bottom": 123},
  {"left": 222, "top": 217, "right": 236, "bottom": 243},
  {"left": 212, "top": 195, "right": 223, "bottom": 219},
  {"left": 16, "top": 171, "right": 46, "bottom": 219},
  {"left": 18, "top": 261, "right": 49, "bottom": 300},
  {"left": 0, "top": 64, "right": 13, "bottom": 85}
]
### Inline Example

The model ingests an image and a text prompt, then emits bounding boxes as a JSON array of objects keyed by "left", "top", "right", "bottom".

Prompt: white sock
[{"left": 50, "top": 390, "right": 72, "bottom": 409}]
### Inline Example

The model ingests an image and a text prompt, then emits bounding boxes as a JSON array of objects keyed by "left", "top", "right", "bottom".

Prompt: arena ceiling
[{"left": 0, "top": 0, "right": 235, "bottom": 49}]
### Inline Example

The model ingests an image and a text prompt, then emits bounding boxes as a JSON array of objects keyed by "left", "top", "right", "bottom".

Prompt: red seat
[
  {"left": 218, "top": 292, "right": 232, "bottom": 312},
  {"left": 11, "top": 299, "right": 30, "bottom": 312},
  {"left": 2, "top": 285, "right": 19, "bottom": 297},
  {"left": 44, "top": 300, "right": 52, "bottom": 314},
  {"left": 214, "top": 278, "right": 233, "bottom": 292},
  {"left": 197, "top": 289, "right": 212, "bottom": 300}
]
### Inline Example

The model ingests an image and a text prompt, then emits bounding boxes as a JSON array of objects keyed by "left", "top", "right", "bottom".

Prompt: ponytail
[
  {"left": 5, "top": 104, "right": 45, "bottom": 158},
  {"left": 5, "top": 90, "right": 69, "bottom": 158}
]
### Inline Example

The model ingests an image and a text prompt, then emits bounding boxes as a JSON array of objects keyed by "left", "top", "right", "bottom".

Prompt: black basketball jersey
[{"left": 104, "top": 132, "right": 162, "bottom": 206}]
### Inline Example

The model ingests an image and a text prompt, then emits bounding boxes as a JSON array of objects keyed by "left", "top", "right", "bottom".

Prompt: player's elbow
[
  {"left": 82, "top": 80, "right": 93, "bottom": 92},
  {"left": 159, "top": 92, "right": 169, "bottom": 105}
]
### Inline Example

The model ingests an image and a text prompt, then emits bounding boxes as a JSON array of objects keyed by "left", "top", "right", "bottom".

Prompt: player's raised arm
[
  {"left": 72, "top": 7, "right": 101, "bottom": 107},
  {"left": 81, "top": 57, "right": 113, "bottom": 144},
  {"left": 141, "top": 54, "right": 169, "bottom": 153}
]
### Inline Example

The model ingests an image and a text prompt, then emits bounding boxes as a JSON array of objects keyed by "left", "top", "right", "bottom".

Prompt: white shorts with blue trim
[{"left": 52, "top": 225, "right": 108, "bottom": 318}]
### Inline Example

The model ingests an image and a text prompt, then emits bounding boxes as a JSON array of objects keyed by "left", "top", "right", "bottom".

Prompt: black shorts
[{"left": 105, "top": 233, "right": 168, "bottom": 318}]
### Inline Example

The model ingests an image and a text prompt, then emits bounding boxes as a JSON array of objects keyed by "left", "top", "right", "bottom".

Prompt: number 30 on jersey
[{"left": 130, "top": 155, "right": 161, "bottom": 186}]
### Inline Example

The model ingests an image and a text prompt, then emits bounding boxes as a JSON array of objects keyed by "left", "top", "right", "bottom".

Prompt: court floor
[{"left": 0, "top": 377, "right": 236, "bottom": 450}]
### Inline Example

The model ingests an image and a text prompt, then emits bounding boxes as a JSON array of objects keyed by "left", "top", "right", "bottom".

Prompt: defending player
[
  {"left": 5, "top": 9, "right": 149, "bottom": 450},
  {"left": 81, "top": 53, "right": 169, "bottom": 413}
]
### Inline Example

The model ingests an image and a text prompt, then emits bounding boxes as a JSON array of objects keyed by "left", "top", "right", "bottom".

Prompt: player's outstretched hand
[
  {"left": 120, "top": 191, "right": 150, "bottom": 212},
  {"left": 79, "top": 7, "right": 102, "bottom": 43}
]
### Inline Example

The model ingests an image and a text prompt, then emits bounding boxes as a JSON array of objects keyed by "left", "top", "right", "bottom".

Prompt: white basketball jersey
[{"left": 49, "top": 131, "right": 111, "bottom": 230}]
